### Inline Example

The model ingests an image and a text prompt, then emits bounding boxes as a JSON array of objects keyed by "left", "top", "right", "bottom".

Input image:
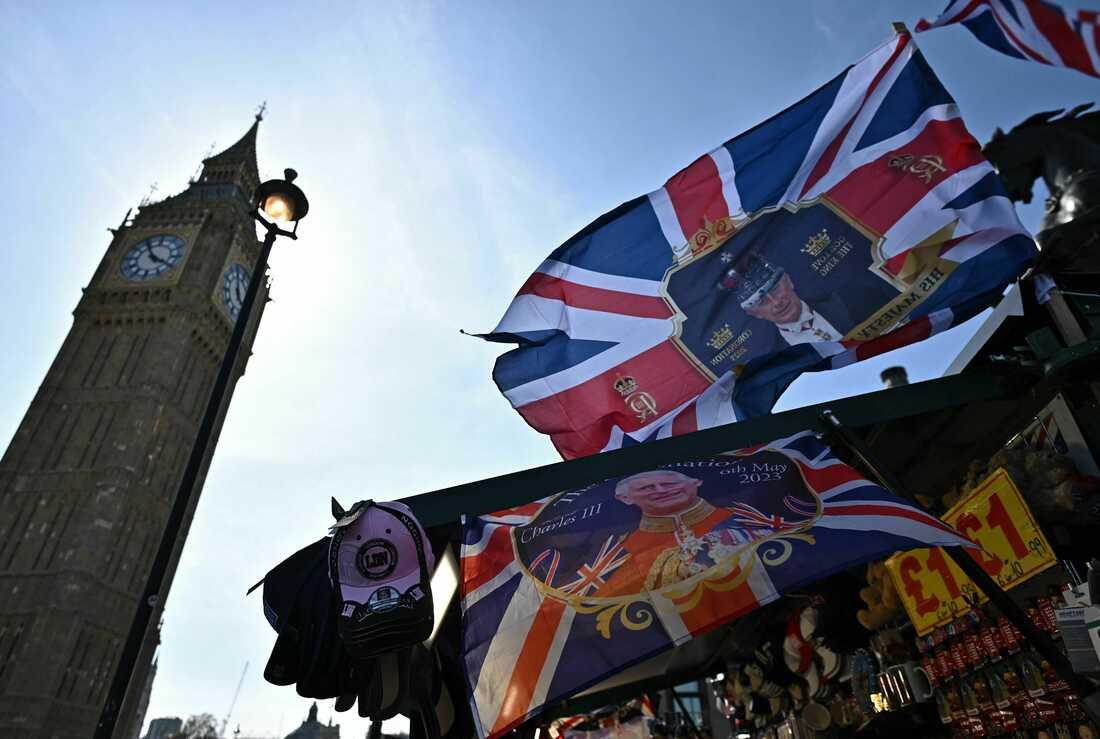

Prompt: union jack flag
[
  {"left": 460, "top": 432, "right": 976, "bottom": 738},
  {"left": 728, "top": 495, "right": 816, "bottom": 531},
  {"left": 917, "top": 0, "right": 1100, "bottom": 78},
  {"left": 482, "top": 30, "right": 1034, "bottom": 460},
  {"left": 559, "top": 535, "right": 630, "bottom": 596}
]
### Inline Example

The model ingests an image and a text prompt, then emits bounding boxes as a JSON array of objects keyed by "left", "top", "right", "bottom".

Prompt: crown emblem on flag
[
  {"left": 613, "top": 375, "right": 638, "bottom": 397},
  {"left": 707, "top": 324, "right": 734, "bottom": 350},
  {"left": 686, "top": 215, "right": 739, "bottom": 258},
  {"left": 801, "top": 229, "right": 831, "bottom": 256}
]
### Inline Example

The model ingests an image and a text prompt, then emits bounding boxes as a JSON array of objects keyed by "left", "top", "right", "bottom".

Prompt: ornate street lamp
[
  {"left": 254, "top": 167, "right": 310, "bottom": 237},
  {"left": 96, "top": 171, "right": 309, "bottom": 739}
]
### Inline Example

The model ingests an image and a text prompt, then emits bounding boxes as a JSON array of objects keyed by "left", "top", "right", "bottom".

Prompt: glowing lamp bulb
[{"left": 263, "top": 193, "right": 295, "bottom": 222}]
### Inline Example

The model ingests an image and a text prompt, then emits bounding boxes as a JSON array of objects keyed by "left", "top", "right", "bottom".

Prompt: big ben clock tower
[{"left": 0, "top": 115, "right": 273, "bottom": 738}]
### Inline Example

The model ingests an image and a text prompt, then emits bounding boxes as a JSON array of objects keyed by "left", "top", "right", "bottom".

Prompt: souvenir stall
[
  {"left": 857, "top": 280, "right": 1100, "bottom": 739},
  {"left": 703, "top": 328, "right": 1100, "bottom": 739},
  {"left": 248, "top": 360, "right": 1100, "bottom": 739},
  {"left": 250, "top": 268, "right": 1100, "bottom": 739}
]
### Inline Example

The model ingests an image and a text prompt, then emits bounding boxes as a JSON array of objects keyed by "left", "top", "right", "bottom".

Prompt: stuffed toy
[{"left": 857, "top": 560, "right": 903, "bottom": 630}]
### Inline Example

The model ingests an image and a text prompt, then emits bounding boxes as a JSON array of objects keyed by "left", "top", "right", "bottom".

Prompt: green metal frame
[{"left": 401, "top": 372, "right": 1015, "bottom": 527}]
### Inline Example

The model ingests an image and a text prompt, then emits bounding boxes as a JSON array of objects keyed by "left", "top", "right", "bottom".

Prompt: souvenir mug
[
  {"left": 898, "top": 661, "right": 934, "bottom": 702},
  {"left": 802, "top": 701, "right": 831, "bottom": 731},
  {"left": 879, "top": 661, "right": 933, "bottom": 708}
]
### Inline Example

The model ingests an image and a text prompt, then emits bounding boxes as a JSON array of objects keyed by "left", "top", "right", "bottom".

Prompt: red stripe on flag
[
  {"left": 925, "top": 0, "right": 985, "bottom": 29},
  {"left": 791, "top": 458, "right": 867, "bottom": 493},
  {"left": 462, "top": 526, "right": 516, "bottom": 594},
  {"left": 664, "top": 153, "right": 729, "bottom": 241},
  {"left": 665, "top": 564, "right": 761, "bottom": 636},
  {"left": 490, "top": 598, "right": 567, "bottom": 737},
  {"left": 988, "top": 3, "right": 1053, "bottom": 63},
  {"left": 671, "top": 404, "right": 698, "bottom": 436},
  {"left": 1025, "top": 0, "right": 1097, "bottom": 74},
  {"left": 824, "top": 502, "right": 963, "bottom": 538},
  {"left": 852, "top": 314, "right": 935, "bottom": 361},
  {"left": 801, "top": 124, "right": 856, "bottom": 201},
  {"left": 517, "top": 342, "right": 711, "bottom": 459},
  {"left": 826, "top": 117, "right": 983, "bottom": 235},
  {"left": 801, "top": 34, "right": 911, "bottom": 198},
  {"left": 518, "top": 273, "right": 671, "bottom": 319}
]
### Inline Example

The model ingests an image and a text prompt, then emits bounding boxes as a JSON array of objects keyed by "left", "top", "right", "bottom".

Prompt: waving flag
[
  {"left": 917, "top": 0, "right": 1100, "bottom": 78},
  {"left": 482, "top": 29, "right": 1035, "bottom": 460},
  {"left": 460, "top": 432, "right": 976, "bottom": 738}
]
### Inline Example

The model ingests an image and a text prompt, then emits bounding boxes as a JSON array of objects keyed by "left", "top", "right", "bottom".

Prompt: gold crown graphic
[
  {"left": 802, "top": 229, "right": 831, "bottom": 256},
  {"left": 613, "top": 375, "right": 638, "bottom": 397},
  {"left": 707, "top": 324, "right": 734, "bottom": 350},
  {"left": 687, "top": 216, "right": 739, "bottom": 256}
]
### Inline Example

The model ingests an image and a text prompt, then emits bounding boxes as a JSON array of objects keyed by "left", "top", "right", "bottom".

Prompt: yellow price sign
[{"left": 886, "top": 468, "right": 1056, "bottom": 635}]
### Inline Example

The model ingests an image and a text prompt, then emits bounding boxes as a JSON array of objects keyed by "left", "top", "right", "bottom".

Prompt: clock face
[
  {"left": 222, "top": 263, "right": 250, "bottom": 320},
  {"left": 120, "top": 234, "right": 186, "bottom": 281}
]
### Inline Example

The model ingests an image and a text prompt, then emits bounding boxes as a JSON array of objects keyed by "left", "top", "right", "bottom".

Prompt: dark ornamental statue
[{"left": 983, "top": 103, "right": 1100, "bottom": 273}]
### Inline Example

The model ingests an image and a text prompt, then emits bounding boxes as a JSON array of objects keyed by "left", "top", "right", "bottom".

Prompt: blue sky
[{"left": 1, "top": 1, "right": 1095, "bottom": 736}]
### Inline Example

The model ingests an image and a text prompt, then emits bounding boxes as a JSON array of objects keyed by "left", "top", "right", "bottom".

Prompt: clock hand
[
  {"left": 147, "top": 248, "right": 166, "bottom": 265},
  {"left": 235, "top": 282, "right": 246, "bottom": 303}
]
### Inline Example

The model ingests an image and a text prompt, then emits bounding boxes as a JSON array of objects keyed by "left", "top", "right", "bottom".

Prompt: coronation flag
[
  {"left": 460, "top": 432, "right": 977, "bottom": 738},
  {"left": 482, "top": 29, "right": 1036, "bottom": 460},
  {"left": 917, "top": 0, "right": 1100, "bottom": 78}
]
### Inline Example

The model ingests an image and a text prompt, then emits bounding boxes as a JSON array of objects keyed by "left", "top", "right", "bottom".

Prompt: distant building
[
  {"left": 129, "top": 654, "right": 160, "bottom": 739},
  {"left": 285, "top": 702, "right": 339, "bottom": 739},
  {"left": 144, "top": 716, "right": 183, "bottom": 739}
]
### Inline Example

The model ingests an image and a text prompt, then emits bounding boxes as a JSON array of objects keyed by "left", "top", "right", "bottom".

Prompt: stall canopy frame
[
  {"left": 404, "top": 359, "right": 1100, "bottom": 723},
  {"left": 402, "top": 371, "right": 1020, "bottom": 527}
]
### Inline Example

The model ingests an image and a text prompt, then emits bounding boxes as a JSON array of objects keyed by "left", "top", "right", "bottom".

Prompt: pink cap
[{"left": 331, "top": 500, "right": 435, "bottom": 612}]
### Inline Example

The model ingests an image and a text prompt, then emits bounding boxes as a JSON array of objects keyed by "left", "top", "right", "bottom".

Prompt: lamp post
[{"left": 95, "top": 170, "right": 309, "bottom": 739}]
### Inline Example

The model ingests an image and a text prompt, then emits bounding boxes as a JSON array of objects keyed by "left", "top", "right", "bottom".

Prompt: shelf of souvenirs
[{"left": 916, "top": 594, "right": 1098, "bottom": 738}]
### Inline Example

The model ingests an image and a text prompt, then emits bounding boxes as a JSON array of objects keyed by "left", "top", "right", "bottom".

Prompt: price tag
[{"left": 886, "top": 469, "right": 1056, "bottom": 636}]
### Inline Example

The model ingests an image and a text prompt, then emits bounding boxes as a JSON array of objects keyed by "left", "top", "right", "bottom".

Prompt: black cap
[{"left": 260, "top": 536, "right": 346, "bottom": 697}]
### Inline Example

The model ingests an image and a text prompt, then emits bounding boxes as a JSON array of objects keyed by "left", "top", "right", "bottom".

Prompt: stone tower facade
[{"left": 0, "top": 118, "right": 272, "bottom": 738}]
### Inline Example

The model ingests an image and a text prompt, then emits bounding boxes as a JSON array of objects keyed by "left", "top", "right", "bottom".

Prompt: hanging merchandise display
[
  {"left": 692, "top": 387, "right": 1100, "bottom": 739},
  {"left": 549, "top": 697, "right": 657, "bottom": 739},
  {"left": 883, "top": 399, "right": 1100, "bottom": 739},
  {"left": 252, "top": 499, "right": 463, "bottom": 739},
  {"left": 886, "top": 469, "right": 1058, "bottom": 636},
  {"left": 1011, "top": 394, "right": 1100, "bottom": 479},
  {"left": 857, "top": 561, "right": 906, "bottom": 631}
]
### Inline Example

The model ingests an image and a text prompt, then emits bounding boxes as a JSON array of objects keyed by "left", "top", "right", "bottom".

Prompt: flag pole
[
  {"left": 819, "top": 409, "right": 1100, "bottom": 724},
  {"left": 670, "top": 690, "right": 704, "bottom": 739}
]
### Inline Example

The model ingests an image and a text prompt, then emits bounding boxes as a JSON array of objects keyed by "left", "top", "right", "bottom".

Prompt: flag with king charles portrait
[
  {"left": 460, "top": 432, "right": 976, "bottom": 738},
  {"left": 480, "top": 29, "right": 1035, "bottom": 460}
]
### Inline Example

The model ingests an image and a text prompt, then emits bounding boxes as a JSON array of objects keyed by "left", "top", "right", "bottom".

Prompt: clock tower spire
[
  {"left": 0, "top": 116, "right": 274, "bottom": 738},
  {"left": 196, "top": 114, "right": 261, "bottom": 192}
]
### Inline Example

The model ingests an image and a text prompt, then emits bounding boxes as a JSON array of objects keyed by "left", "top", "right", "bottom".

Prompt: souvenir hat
[
  {"left": 254, "top": 536, "right": 348, "bottom": 697},
  {"left": 329, "top": 499, "right": 435, "bottom": 658}
]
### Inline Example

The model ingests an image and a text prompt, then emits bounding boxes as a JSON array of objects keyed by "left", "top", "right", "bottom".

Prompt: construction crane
[{"left": 221, "top": 661, "right": 249, "bottom": 738}]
